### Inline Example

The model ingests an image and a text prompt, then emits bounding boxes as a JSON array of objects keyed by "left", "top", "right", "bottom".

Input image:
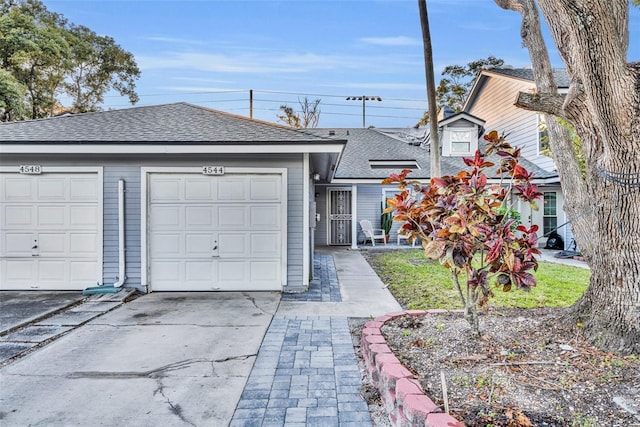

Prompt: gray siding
[
  {"left": 103, "top": 167, "right": 141, "bottom": 288},
  {"left": 356, "top": 185, "right": 383, "bottom": 244},
  {"left": 314, "top": 186, "right": 329, "bottom": 246},
  {"left": 0, "top": 153, "right": 305, "bottom": 292}
]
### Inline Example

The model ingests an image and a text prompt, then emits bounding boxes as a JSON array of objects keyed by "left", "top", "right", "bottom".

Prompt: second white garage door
[
  {"left": 148, "top": 173, "right": 285, "bottom": 291},
  {"left": 0, "top": 170, "right": 102, "bottom": 290}
]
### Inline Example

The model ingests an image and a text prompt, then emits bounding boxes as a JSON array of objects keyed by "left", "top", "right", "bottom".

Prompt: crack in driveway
[
  {"left": 153, "top": 377, "right": 196, "bottom": 426},
  {"left": 66, "top": 354, "right": 257, "bottom": 379}
]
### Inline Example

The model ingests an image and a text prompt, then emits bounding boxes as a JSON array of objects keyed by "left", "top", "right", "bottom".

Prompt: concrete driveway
[{"left": 0, "top": 292, "right": 279, "bottom": 427}]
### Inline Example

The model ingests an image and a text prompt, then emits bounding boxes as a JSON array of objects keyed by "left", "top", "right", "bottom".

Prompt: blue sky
[{"left": 44, "top": 0, "right": 640, "bottom": 128}]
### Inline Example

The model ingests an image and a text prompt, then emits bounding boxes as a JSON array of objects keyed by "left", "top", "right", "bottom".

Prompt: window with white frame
[
  {"left": 543, "top": 192, "right": 557, "bottom": 235},
  {"left": 450, "top": 130, "right": 472, "bottom": 153}
]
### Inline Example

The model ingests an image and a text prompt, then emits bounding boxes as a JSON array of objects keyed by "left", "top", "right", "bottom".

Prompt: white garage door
[
  {"left": 0, "top": 172, "right": 102, "bottom": 290},
  {"left": 148, "top": 173, "right": 284, "bottom": 291}
]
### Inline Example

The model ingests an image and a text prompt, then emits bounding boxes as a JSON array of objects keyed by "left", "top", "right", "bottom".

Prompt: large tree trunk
[{"left": 495, "top": 0, "right": 640, "bottom": 354}]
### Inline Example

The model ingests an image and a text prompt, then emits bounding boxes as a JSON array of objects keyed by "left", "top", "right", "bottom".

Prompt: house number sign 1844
[
  {"left": 202, "top": 166, "right": 225, "bottom": 175},
  {"left": 19, "top": 165, "right": 42, "bottom": 174}
]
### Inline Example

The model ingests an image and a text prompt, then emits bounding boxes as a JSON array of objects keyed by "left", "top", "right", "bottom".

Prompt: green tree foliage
[
  {"left": 384, "top": 131, "right": 542, "bottom": 335},
  {"left": 416, "top": 56, "right": 504, "bottom": 127},
  {"left": 0, "top": 0, "right": 140, "bottom": 121}
]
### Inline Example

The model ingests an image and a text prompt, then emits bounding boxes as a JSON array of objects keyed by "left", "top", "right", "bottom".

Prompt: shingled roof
[
  {"left": 308, "top": 128, "right": 557, "bottom": 181},
  {"left": 0, "top": 102, "right": 338, "bottom": 144},
  {"left": 485, "top": 68, "right": 570, "bottom": 88}
]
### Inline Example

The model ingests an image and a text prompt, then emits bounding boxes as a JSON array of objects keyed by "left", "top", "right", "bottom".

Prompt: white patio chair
[
  {"left": 360, "top": 219, "right": 386, "bottom": 246},
  {"left": 396, "top": 233, "right": 417, "bottom": 247}
]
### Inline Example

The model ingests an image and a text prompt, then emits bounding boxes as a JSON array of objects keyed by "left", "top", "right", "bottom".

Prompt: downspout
[
  {"left": 113, "top": 179, "right": 127, "bottom": 287},
  {"left": 83, "top": 179, "right": 126, "bottom": 294}
]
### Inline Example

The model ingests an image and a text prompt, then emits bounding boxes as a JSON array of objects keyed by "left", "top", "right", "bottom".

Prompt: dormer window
[
  {"left": 451, "top": 130, "right": 472, "bottom": 153},
  {"left": 442, "top": 126, "right": 477, "bottom": 156},
  {"left": 437, "top": 112, "right": 485, "bottom": 157}
]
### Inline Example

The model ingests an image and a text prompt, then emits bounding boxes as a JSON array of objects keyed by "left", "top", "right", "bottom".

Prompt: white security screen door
[
  {"left": 328, "top": 188, "right": 352, "bottom": 245},
  {"left": 148, "top": 173, "right": 284, "bottom": 291}
]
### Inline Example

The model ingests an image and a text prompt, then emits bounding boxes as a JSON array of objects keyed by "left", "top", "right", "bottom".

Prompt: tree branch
[{"left": 514, "top": 92, "right": 565, "bottom": 116}]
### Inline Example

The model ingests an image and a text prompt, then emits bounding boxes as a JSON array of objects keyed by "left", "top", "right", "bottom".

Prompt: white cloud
[
  {"left": 137, "top": 49, "right": 421, "bottom": 74},
  {"left": 359, "top": 36, "right": 421, "bottom": 46}
]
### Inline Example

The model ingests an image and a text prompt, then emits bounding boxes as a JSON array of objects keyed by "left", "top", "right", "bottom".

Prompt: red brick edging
[{"left": 361, "top": 310, "right": 465, "bottom": 427}]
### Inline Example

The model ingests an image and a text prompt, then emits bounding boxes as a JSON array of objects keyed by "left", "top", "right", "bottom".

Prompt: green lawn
[{"left": 365, "top": 250, "right": 591, "bottom": 310}]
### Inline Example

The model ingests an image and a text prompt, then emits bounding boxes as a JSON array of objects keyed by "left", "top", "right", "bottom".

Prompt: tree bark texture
[{"left": 495, "top": 0, "right": 640, "bottom": 354}]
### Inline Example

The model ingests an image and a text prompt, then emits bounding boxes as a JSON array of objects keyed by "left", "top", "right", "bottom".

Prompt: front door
[{"left": 328, "top": 188, "right": 352, "bottom": 245}]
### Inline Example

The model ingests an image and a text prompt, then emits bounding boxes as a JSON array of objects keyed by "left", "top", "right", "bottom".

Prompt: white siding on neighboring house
[{"left": 466, "top": 76, "right": 556, "bottom": 172}]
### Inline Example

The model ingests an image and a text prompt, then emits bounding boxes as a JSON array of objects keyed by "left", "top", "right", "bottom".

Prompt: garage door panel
[
  {"left": 69, "top": 261, "right": 98, "bottom": 283},
  {"left": 152, "top": 260, "right": 181, "bottom": 281},
  {"left": 150, "top": 233, "right": 182, "bottom": 256},
  {"left": 250, "top": 206, "right": 280, "bottom": 229},
  {"left": 218, "top": 206, "right": 247, "bottom": 228},
  {"left": 185, "top": 233, "right": 214, "bottom": 256},
  {"left": 250, "top": 234, "right": 280, "bottom": 257},
  {"left": 69, "top": 233, "right": 99, "bottom": 256},
  {"left": 3, "top": 178, "right": 33, "bottom": 201},
  {"left": 3, "top": 233, "right": 34, "bottom": 256},
  {"left": 4, "top": 206, "right": 33, "bottom": 227},
  {"left": 185, "top": 261, "right": 216, "bottom": 281},
  {"left": 185, "top": 178, "right": 214, "bottom": 200},
  {"left": 150, "top": 206, "right": 182, "bottom": 227},
  {"left": 218, "top": 260, "right": 246, "bottom": 281},
  {"left": 217, "top": 178, "right": 246, "bottom": 200},
  {"left": 185, "top": 206, "right": 214, "bottom": 227},
  {"left": 38, "top": 233, "right": 66, "bottom": 255},
  {"left": 250, "top": 261, "right": 281, "bottom": 290},
  {"left": 218, "top": 233, "right": 247, "bottom": 257},
  {"left": 250, "top": 177, "right": 281, "bottom": 201},
  {"left": 38, "top": 178, "right": 65, "bottom": 200},
  {"left": 251, "top": 261, "right": 279, "bottom": 280},
  {"left": 38, "top": 206, "right": 66, "bottom": 227},
  {"left": 38, "top": 260, "right": 66, "bottom": 282},
  {"left": 70, "top": 178, "right": 99, "bottom": 201},
  {"left": 70, "top": 206, "right": 99, "bottom": 227},
  {"left": 150, "top": 178, "right": 181, "bottom": 201},
  {"left": 4, "top": 260, "right": 35, "bottom": 281}
]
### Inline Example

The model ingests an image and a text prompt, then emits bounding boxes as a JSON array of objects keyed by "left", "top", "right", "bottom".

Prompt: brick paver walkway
[
  {"left": 281, "top": 254, "right": 341, "bottom": 302},
  {"left": 230, "top": 254, "right": 372, "bottom": 427}
]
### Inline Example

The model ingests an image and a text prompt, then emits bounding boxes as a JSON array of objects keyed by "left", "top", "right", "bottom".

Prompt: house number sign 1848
[
  {"left": 19, "top": 165, "right": 42, "bottom": 174},
  {"left": 202, "top": 166, "right": 225, "bottom": 175}
]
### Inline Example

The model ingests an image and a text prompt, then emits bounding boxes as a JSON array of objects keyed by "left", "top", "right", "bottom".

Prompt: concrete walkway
[{"left": 230, "top": 247, "right": 402, "bottom": 427}]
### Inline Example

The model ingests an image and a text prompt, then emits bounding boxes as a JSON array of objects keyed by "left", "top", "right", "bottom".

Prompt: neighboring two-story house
[{"left": 463, "top": 67, "right": 573, "bottom": 249}]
